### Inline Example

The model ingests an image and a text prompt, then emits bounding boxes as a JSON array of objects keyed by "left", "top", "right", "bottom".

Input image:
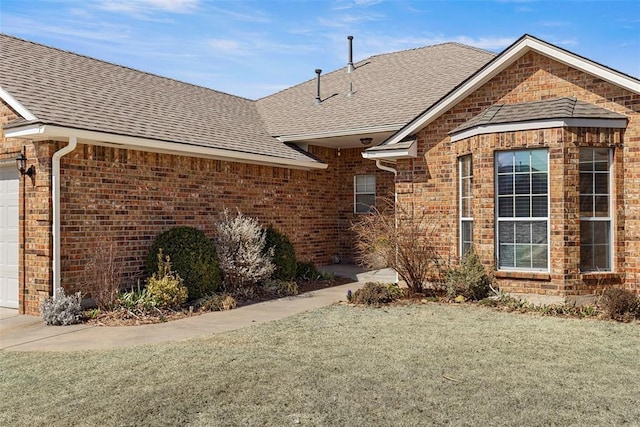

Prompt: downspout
[
  {"left": 374, "top": 160, "right": 399, "bottom": 284},
  {"left": 51, "top": 137, "right": 77, "bottom": 297}
]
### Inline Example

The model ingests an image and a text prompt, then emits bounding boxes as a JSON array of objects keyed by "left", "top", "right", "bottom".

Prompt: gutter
[
  {"left": 5, "top": 124, "right": 327, "bottom": 171},
  {"left": 51, "top": 137, "right": 77, "bottom": 297},
  {"left": 374, "top": 160, "right": 399, "bottom": 284}
]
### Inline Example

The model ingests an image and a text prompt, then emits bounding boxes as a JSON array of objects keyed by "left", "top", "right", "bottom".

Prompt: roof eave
[
  {"left": 450, "top": 117, "right": 629, "bottom": 142},
  {"left": 0, "top": 86, "right": 37, "bottom": 121},
  {"left": 4, "top": 124, "right": 328, "bottom": 171},
  {"left": 379, "top": 34, "right": 640, "bottom": 148},
  {"left": 277, "top": 123, "right": 404, "bottom": 142},
  {"left": 362, "top": 140, "right": 418, "bottom": 160}
]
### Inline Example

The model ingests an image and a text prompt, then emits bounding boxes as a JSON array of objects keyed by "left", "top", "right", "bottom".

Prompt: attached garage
[{"left": 0, "top": 163, "right": 19, "bottom": 308}]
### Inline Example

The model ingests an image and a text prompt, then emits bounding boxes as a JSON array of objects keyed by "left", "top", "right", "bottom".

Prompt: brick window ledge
[
  {"left": 580, "top": 272, "right": 624, "bottom": 283},
  {"left": 495, "top": 271, "right": 551, "bottom": 281}
]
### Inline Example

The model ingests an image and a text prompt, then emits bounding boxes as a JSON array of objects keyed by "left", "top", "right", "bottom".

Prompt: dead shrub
[
  {"left": 599, "top": 288, "right": 639, "bottom": 322},
  {"left": 352, "top": 198, "right": 447, "bottom": 294},
  {"left": 82, "top": 237, "right": 125, "bottom": 309},
  {"left": 352, "top": 282, "right": 402, "bottom": 306}
]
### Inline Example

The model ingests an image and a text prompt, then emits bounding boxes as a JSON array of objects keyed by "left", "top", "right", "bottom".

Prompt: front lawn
[{"left": 1, "top": 303, "right": 639, "bottom": 426}]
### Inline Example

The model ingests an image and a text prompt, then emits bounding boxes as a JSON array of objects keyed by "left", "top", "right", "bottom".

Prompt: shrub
[
  {"left": 264, "top": 226, "right": 297, "bottom": 281},
  {"left": 214, "top": 210, "right": 275, "bottom": 296},
  {"left": 446, "top": 250, "right": 492, "bottom": 301},
  {"left": 146, "top": 226, "right": 221, "bottom": 301},
  {"left": 352, "top": 198, "right": 447, "bottom": 294},
  {"left": 41, "top": 288, "right": 83, "bottom": 326},
  {"left": 264, "top": 279, "right": 299, "bottom": 297},
  {"left": 599, "top": 288, "right": 639, "bottom": 321},
  {"left": 117, "top": 286, "right": 156, "bottom": 314},
  {"left": 82, "top": 237, "right": 124, "bottom": 309},
  {"left": 146, "top": 251, "right": 188, "bottom": 309},
  {"left": 200, "top": 294, "right": 237, "bottom": 311},
  {"left": 296, "top": 261, "right": 322, "bottom": 281},
  {"left": 352, "top": 282, "right": 402, "bottom": 306}
]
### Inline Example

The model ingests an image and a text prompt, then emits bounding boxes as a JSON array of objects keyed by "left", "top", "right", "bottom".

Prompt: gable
[{"left": 366, "top": 35, "right": 640, "bottom": 159}]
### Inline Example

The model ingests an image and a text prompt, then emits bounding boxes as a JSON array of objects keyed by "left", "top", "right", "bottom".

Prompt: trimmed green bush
[
  {"left": 264, "top": 226, "right": 297, "bottom": 281},
  {"left": 146, "top": 226, "right": 221, "bottom": 301}
]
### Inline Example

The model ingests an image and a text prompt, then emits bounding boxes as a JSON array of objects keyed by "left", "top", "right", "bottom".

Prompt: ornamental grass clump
[
  {"left": 41, "top": 288, "right": 83, "bottom": 326},
  {"left": 214, "top": 209, "right": 275, "bottom": 297}
]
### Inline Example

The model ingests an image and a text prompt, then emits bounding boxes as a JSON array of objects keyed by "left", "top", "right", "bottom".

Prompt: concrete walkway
[{"left": 0, "top": 266, "right": 396, "bottom": 352}]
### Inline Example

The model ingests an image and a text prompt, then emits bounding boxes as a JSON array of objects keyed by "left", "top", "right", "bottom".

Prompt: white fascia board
[
  {"left": 383, "top": 35, "right": 640, "bottom": 147},
  {"left": 5, "top": 125, "right": 328, "bottom": 170},
  {"left": 450, "top": 118, "right": 628, "bottom": 142},
  {"left": 277, "top": 123, "right": 403, "bottom": 142},
  {"left": 0, "top": 87, "right": 37, "bottom": 121},
  {"left": 362, "top": 141, "right": 417, "bottom": 160}
]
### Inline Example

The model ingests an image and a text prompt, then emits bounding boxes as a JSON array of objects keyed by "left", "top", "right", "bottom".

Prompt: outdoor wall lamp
[
  {"left": 16, "top": 149, "right": 35, "bottom": 178},
  {"left": 360, "top": 137, "right": 373, "bottom": 146}
]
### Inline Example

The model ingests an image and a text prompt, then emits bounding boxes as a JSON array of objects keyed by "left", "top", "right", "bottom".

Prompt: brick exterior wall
[
  {"left": 55, "top": 144, "right": 391, "bottom": 306},
  {"left": 396, "top": 51, "right": 640, "bottom": 297}
]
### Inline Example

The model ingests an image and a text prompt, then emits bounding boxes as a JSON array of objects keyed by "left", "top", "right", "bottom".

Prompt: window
[
  {"left": 496, "top": 149, "right": 548, "bottom": 270},
  {"left": 459, "top": 155, "right": 473, "bottom": 256},
  {"left": 580, "top": 148, "right": 611, "bottom": 271},
  {"left": 354, "top": 175, "right": 376, "bottom": 214}
]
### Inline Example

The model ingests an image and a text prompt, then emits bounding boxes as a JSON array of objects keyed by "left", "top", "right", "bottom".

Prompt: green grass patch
[{"left": 1, "top": 304, "right": 639, "bottom": 426}]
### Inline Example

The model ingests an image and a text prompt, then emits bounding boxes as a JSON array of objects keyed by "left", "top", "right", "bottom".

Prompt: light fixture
[
  {"left": 360, "top": 137, "right": 373, "bottom": 146},
  {"left": 16, "top": 149, "right": 35, "bottom": 178}
]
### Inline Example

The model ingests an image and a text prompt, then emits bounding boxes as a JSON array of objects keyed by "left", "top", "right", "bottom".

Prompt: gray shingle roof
[
  {"left": 0, "top": 34, "right": 317, "bottom": 164},
  {"left": 256, "top": 43, "right": 495, "bottom": 137},
  {"left": 450, "top": 97, "right": 627, "bottom": 134}
]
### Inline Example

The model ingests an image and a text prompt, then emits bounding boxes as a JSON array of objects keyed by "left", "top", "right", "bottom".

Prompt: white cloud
[{"left": 94, "top": 0, "right": 199, "bottom": 15}]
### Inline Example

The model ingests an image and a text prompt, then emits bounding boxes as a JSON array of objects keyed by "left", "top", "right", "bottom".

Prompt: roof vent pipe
[
  {"left": 347, "top": 36, "right": 355, "bottom": 73},
  {"left": 315, "top": 69, "right": 322, "bottom": 104}
]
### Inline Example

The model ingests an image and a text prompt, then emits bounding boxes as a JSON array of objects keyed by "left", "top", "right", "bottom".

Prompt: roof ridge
[{"left": 0, "top": 32, "right": 255, "bottom": 102}]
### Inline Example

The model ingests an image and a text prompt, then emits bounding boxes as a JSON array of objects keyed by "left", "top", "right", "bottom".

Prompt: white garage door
[{"left": 0, "top": 164, "right": 19, "bottom": 308}]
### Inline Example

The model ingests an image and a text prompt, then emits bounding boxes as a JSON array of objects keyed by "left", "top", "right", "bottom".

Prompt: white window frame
[
  {"left": 579, "top": 147, "right": 613, "bottom": 272},
  {"left": 354, "top": 175, "right": 376, "bottom": 214},
  {"left": 459, "top": 155, "right": 473, "bottom": 257},
  {"left": 495, "top": 149, "right": 550, "bottom": 272}
]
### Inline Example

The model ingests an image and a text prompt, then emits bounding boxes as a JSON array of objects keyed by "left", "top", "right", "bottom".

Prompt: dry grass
[{"left": 1, "top": 303, "right": 639, "bottom": 426}]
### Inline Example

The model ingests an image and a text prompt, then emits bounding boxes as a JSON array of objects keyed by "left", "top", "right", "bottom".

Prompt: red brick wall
[
  {"left": 1, "top": 104, "right": 58, "bottom": 314},
  {"left": 396, "top": 51, "right": 640, "bottom": 296},
  {"left": 58, "top": 143, "right": 393, "bottom": 297}
]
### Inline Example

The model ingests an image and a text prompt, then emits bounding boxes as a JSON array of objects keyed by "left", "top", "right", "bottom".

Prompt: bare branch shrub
[
  {"left": 82, "top": 237, "right": 125, "bottom": 309},
  {"left": 214, "top": 209, "right": 275, "bottom": 297},
  {"left": 352, "top": 197, "right": 447, "bottom": 294}
]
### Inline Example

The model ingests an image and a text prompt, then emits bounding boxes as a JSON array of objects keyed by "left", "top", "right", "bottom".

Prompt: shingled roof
[
  {"left": 1, "top": 34, "right": 496, "bottom": 164},
  {"left": 450, "top": 97, "right": 627, "bottom": 135},
  {"left": 256, "top": 43, "right": 495, "bottom": 138},
  {"left": 0, "top": 34, "right": 317, "bottom": 165}
]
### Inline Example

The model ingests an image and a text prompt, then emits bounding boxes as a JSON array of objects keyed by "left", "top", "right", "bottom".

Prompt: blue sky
[{"left": 1, "top": 0, "right": 638, "bottom": 99}]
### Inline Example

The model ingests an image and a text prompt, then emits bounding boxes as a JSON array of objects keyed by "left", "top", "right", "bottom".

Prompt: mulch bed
[{"left": 86, "top": 276, "right": 353, "bottom": 327}]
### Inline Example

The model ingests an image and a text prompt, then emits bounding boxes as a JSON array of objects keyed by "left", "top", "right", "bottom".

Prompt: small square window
[{"left": 354, "top": 175, "right": 375, "bottom": 214}]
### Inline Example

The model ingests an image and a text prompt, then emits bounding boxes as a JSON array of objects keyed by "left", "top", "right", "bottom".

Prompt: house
[{"left": 0, "top": 34, "right": 638, "bottom": 315}]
